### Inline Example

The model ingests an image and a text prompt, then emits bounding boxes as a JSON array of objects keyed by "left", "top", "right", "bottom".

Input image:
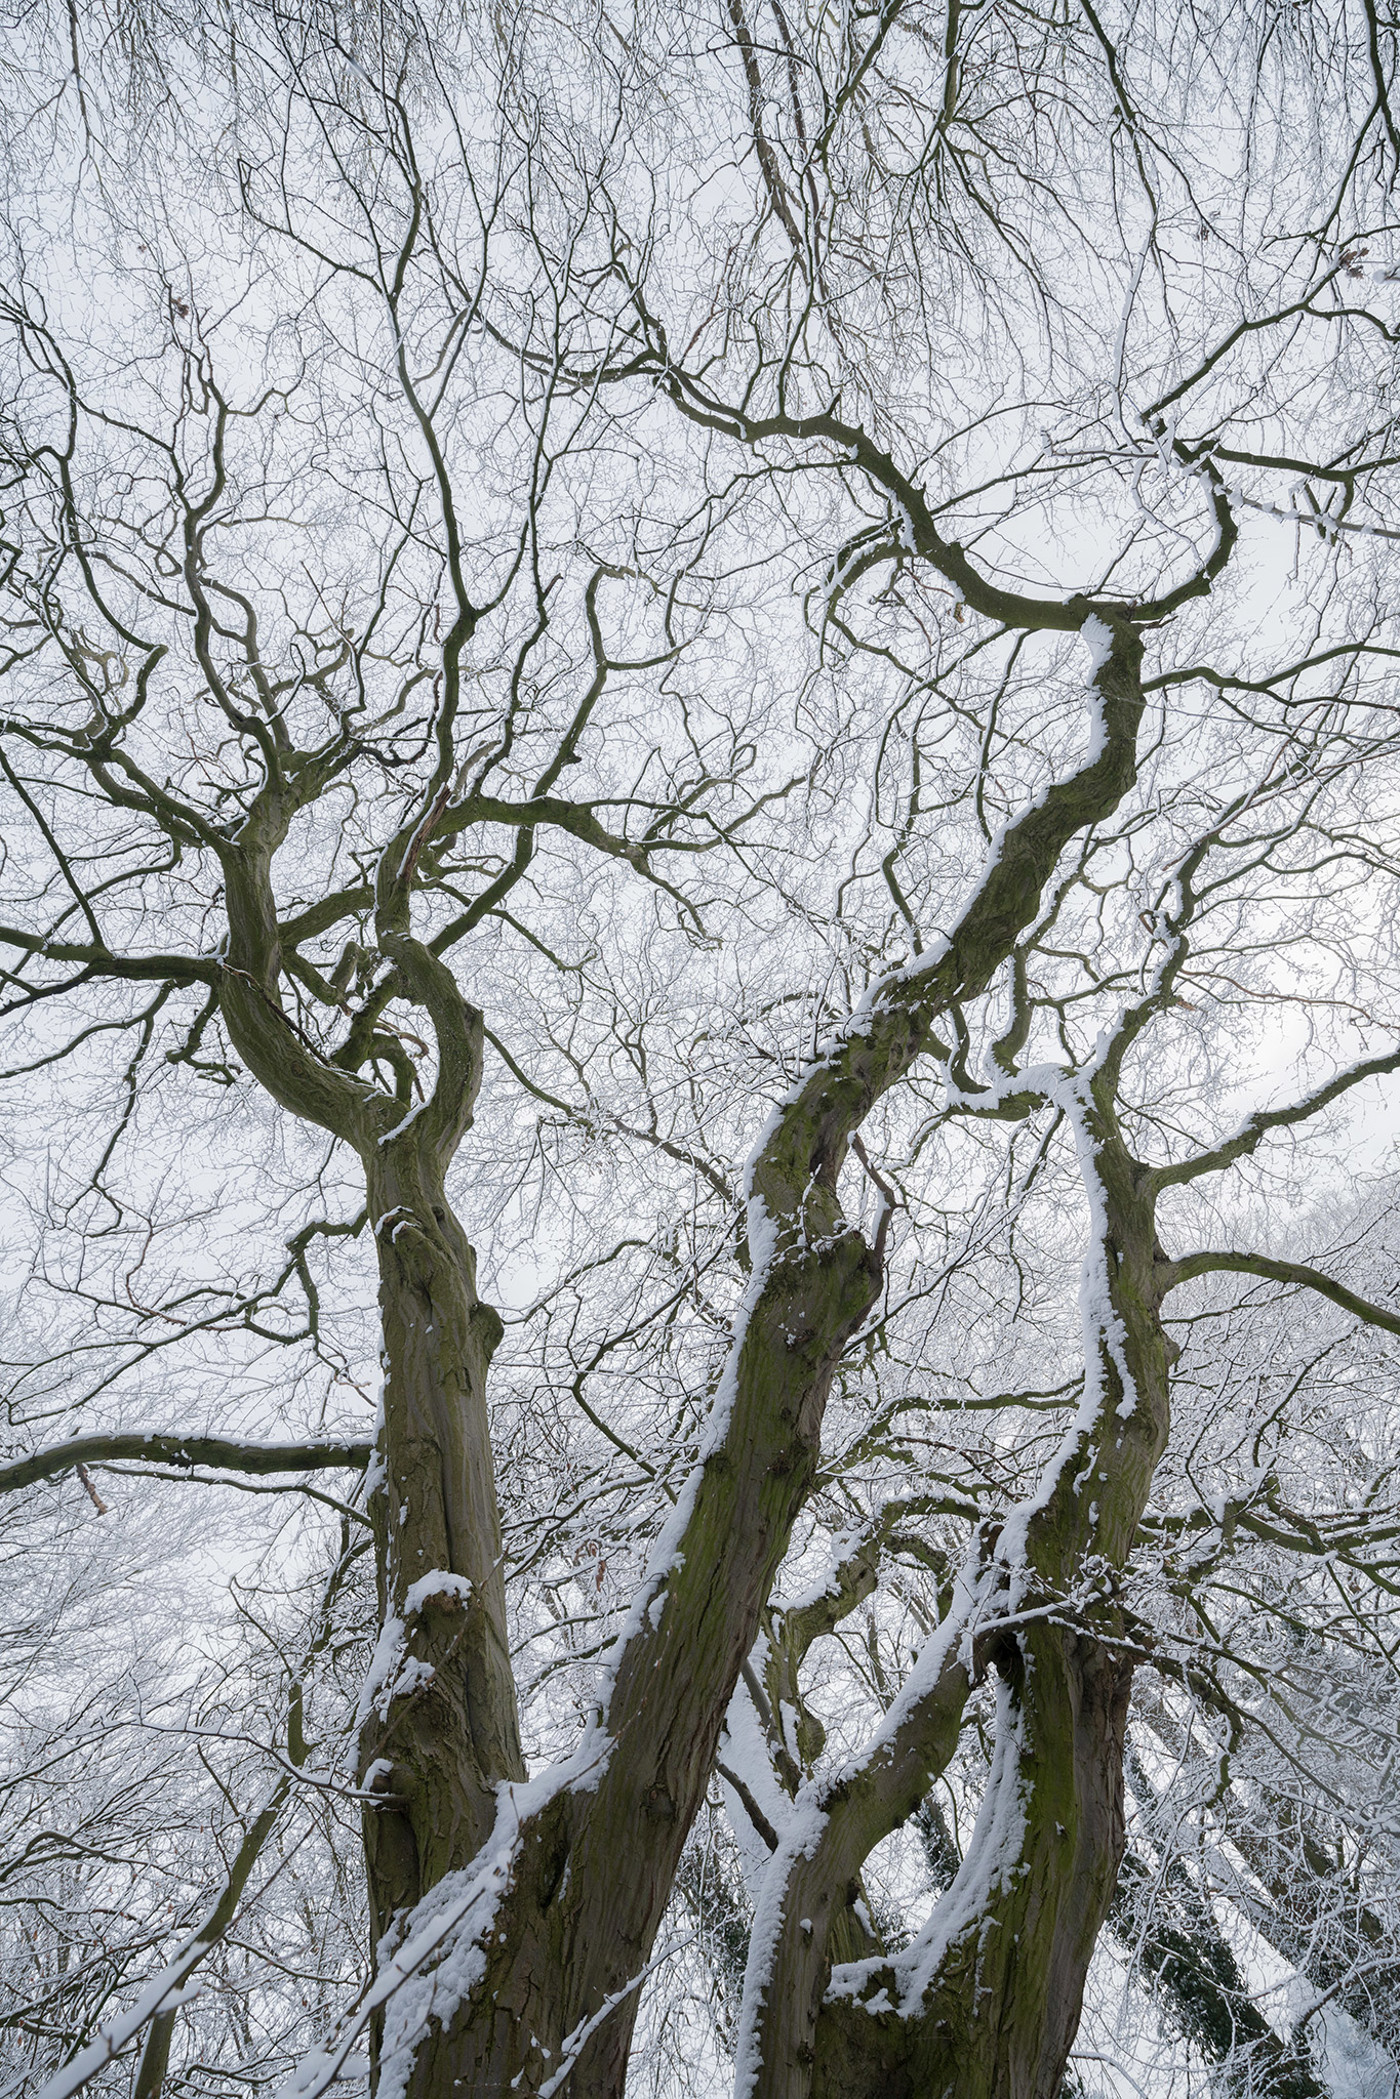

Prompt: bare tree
[{"left": 3, "top": 6, "right": 1400, "bottom": 2099}]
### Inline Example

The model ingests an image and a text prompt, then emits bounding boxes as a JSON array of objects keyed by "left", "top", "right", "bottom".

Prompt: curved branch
[
  {"left": 479, "top": 616, "right": 1153, "bottom": 2090},
  {"left": 736, "top": 1623, "right": 977, "bottom": 2096},
  {"left": 643, "top": 356, "right": 1236, "bottom": 630},
  {"left": 1159, "top": 1249, "right": 1400, "bottom": 1334}
]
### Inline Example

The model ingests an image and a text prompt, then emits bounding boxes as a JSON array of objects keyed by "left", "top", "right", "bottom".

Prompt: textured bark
[
  {"left": 353, "top": 618, "right": 1156, "bottom": 2099},
  {"left": 0, "top": 1432, "right": 371, "bottom": 1497},
  {"left": 382, "top": 1224, "right": 887, "bottom": 2099},
  {"left": 357, "top": 1138, "right": 525, "bottom": 1939},
  {"left": 812, "top": 1630, "right": 1133, "bottom": 2099},
  {"left": 753, "top": 1106, "right": 1176, "bottom": 2099},
  {"left": 171, "top": 472, "right": 1167, "bottom": 2099},
  {"left": 758, "top": 1024, "right": 1400, "bottom": 2099},
  {"left": 210, "top": 797, "right": 528, "bottom": 1987}
]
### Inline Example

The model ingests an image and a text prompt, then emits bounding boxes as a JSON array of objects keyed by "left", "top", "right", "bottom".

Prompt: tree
[{"left": 3, "top": 4, "right": 1400, "bottom": 2098}]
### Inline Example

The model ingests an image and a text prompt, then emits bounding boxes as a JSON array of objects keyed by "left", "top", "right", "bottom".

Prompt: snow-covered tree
[{"left": 3, "top": 6, "right": 1400, "bottom": 2098}]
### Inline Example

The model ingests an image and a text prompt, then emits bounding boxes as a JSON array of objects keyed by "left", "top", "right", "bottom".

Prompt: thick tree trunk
[
  {"left": 357, "top": 616, "right": 1155, "bottom": 2099},
  {"left": 740, "top": 1112, "right": 1175, "bottom": 2099},
  {"left": 357, "top": 1139, "right": 525, "bottom": 1943},
  {"left": 377, "top": 1225, "right": 887, "bottom": 2099},
  {"left": 209, "top": 625, "right": 1159, "bottom": 2099},
  {"left": 812, "top": 1629, "right": 1133, "bottom": 2099},
  {"left": 815, "top": 1636, "right": 1128, "bottom": 2099}
]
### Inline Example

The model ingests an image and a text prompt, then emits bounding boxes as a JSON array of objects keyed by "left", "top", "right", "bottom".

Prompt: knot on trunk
[
  {"left": 470, "top": 1299, "right": 505, "bottom": 1363},
  {"left": 403, "top": 1569, "right": 474, "bottom": 1619}
]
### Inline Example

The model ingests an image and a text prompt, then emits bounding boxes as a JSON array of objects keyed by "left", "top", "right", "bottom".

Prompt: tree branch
[
  {"left": 1145, "top": 1047, "right": 1400, "bottom": 1192},
  {"left": 1159, "top": 1249, "right": 1400, "bottom": 1334},
  {"left": 0, "top": 1433, "right": 372, "bottom": 1498}
]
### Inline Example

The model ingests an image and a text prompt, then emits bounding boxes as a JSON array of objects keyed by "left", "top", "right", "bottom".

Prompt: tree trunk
[
  {"left": 357, "top": 1137, "right": 525, "bottom": 1946},
  {"left": 361, "top": 617, "right": 1155, "bottom": 2099},
  {"left": 742, "top": 1111, "right": 1175, "bottom": 2099},
  {"left": 376, "top": 1225, "right": 888, "bottom": 2099},
  {"left": 812, "top": 1628, "right": 1134, "bottom": 2099},
  {"left": 210, "top": 629, "right": 1161, "bottom": 2099}
]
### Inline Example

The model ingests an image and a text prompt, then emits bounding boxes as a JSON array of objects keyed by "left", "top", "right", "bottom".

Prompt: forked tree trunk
[
  {"left": 378, "top": 1223, "right": 888, "bottom": 2099},
  {"left": 216, "top": 622, "right": 1157, "bottom": 2099},
  {"left": 812, "top": 1629, "right": 1134, "bottom": 2099},
  {"left": 741, "top": 1115, "right": 1176, "bottom": 2099}
]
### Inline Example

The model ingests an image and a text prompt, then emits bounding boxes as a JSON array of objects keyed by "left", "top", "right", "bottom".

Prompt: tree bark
[
  {"left": 744, "top": 1102, "right": 1176, "bottom": 2099},
  {"left": 0, "top": 1433, "right": 371, "bottom": 1497},
  {"left": 189, "top": 605, "right": 1162, "bottom": 2099},
  {"left": 812, "top": 1630, "right": 1134, "bottom": 2099},
  {"left": 212, "top": 811, "right": 527, "bottom": 1981},
  {"left": 357, "top": 1136, "right": 525, "bottom": 1943},
  {"left": 355, "top": 617, "right": 1155, "bottom": 2099}
]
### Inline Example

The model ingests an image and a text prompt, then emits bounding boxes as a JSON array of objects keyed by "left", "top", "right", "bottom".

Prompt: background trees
[{"left": 3, "top": 3, "right": 1400, "bottom": 2097}]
